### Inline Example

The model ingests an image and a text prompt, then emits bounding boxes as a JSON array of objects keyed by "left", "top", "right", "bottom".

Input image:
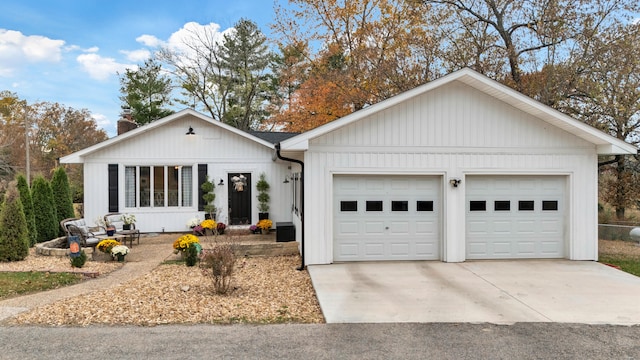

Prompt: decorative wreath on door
[{"left": 231, "top": 174, "right": 247, "bottom": 192}]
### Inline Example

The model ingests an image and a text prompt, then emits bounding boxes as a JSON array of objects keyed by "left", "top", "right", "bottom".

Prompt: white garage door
[
  {"left": 466, "top": 175, "right": 566, "bottom": 259},
  {"left": 333, "top": 175, "right": 441, "bottom": 261}
]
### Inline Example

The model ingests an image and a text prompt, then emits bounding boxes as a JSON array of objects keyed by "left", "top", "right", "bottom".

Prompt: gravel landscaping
[
  {"left": 3, "top": 238, "right": 636, "bottom": 326},
  {"left": 0, "top": 234, "right": 324, "bottom": 326}
]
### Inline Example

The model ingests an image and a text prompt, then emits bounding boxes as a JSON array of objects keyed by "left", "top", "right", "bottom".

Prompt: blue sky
[{"left": 0, "top": 0, "right": 282, "bottom": 136}]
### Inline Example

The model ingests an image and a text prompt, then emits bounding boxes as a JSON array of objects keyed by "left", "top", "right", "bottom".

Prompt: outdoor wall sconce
[
  {"left": 283, "top": 176, "right": 290, "bottom": 184},
  {"left": 449, "top": 178, "right": 461, "bottom": 187},
  {"left": 186, "top": 126, "right": 195, "bottom": 135},
  {"left": 218, "top": 179, "right": 224, "bottom": 186}
]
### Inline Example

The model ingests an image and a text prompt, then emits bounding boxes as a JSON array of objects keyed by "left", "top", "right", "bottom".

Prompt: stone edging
[{"left": 35, "top": 237, "right": 95, "bottom": 257}]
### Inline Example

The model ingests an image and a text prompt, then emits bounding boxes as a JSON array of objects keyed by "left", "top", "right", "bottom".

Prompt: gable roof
[
  {"left": 280, "top": 68, "right": 636, "bottom": 155},
  {"left": 60, "top": 109, "right": 277, "bottom": 163}
]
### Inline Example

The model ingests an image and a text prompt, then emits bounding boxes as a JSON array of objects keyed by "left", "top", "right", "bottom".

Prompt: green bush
[
  {"left": 31, "top": 176, "right": 58, "bottom": 243},
  {"left": 0, "top": 182, "right": 29, "bottom": 261},
  {"left": 185, "top": 243, "right": 199, "bottom": 267},
  {"left": 51, "top": 167, "right": 75, "bottom": 236},
  {"left": 16, "top": 175, "right": 37, "bottom": 247},
  {"left": 70, "top": 250, "right": 87, "bottom": 268},
  {"left": 201, "top": 176, "right": 216, "bottom": 219},
  {"left": 256, "top": 172, "right": 270, "bottom": 213}
]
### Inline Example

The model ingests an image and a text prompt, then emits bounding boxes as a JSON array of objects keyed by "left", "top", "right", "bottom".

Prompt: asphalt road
[{"left": 1, "top": 323, "right": 639, "bottom": 359}]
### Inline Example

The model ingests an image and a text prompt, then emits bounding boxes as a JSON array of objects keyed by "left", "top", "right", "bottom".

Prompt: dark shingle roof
[{"left": 250, "top": 131, "right": 300, "bottom": 144}]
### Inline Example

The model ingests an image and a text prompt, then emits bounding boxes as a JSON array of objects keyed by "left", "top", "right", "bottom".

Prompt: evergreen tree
[
  {"left": 31, "top": 176, "right": 58, "bottom": 243},
  {"left": 0, "top": 181, "right": 29, "bottom": 261},
  {"left": 51, "top": 167, "right": 75, "bottom": 236},
  {"left": 16, "top": 174, "right": 37, "bottom": 246},
  {"left": 219, "top": 18, "right": 273, "bottom": 131},
  {"left": 119, "top": 58, "right": 174, "bottom": 125}
]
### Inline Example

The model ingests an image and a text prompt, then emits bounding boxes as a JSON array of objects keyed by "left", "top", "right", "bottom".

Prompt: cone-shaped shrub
[
  {"left": 0, "top": 182, "right": 29, "bottom": 261},
  {"left": 51, "top": 167, "right": 75, "bottom": 236},
  {"left": 16, "top": 174, "right": 38, "bottom": 246},
  {"left": 31, "top": 176, "right": 58, "bottom": 243}
]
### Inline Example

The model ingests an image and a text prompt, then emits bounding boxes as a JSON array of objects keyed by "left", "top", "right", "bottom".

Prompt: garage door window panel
[
  {"left": 391, "top": 201, "right": 408, "bottom": 211},
  {"left": 542, "top": 201, "right": 558, "bottom": 211},
  {"left": 340, "top": 201, "right": 358, "bottom": 212},
  {"left": 518, "top": 201, "right": 535, "bottom": 211},
  {"left": 366, "top": 201, "right": 383, "bottom": 211},
  {"left": 417, "top": 201, "right": 434, "bottom": 211},
  {"left": 470, "top": 201, "right": 486, "bottom": 211},
  {"left": 494, "top": 201, "right": 510, "bottom": 211}
]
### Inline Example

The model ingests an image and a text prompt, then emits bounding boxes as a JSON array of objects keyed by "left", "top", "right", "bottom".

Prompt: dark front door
[{"left": 228, "top": 173, "right": 252, "bottom": 225}]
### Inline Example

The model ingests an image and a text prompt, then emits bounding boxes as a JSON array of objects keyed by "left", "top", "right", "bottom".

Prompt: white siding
[
  {"left": 81, "top": 114, "right": 292, "bottom": 232},
  {"left": 302, "top": 82, "right": 599, "bottom": 265}
]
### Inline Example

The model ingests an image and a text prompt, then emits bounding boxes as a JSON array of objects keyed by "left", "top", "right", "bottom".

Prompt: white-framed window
[{"left": 125, "top": 165, "right": 193, "bottom": 208}]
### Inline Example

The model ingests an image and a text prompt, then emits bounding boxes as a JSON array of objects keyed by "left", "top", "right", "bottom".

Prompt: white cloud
[
  {"left": 147, "top": 21, "right": 234, "bottom": 70},
  {"left": 136, "top": 34, "right": 163, "bottom": 47},
  {"left": 121, "top": 49, "right": 150, "bottom": 62},
  {"left": 0, "top": 29, "right": 65, "bottom": 76},
  {"left": 76, "top": 53, "right": 132, "bottom": 80},
  {"left": 133, "top": 22, "right": 232, "bottom": 60},
  {"left": 85, "top": 46, "right": 99, "bottom": 53},
  {"left": 91, "top": 113, "right": 111, "bottom": 128}
]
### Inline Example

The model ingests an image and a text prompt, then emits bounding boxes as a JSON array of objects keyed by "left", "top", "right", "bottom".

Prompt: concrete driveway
[{"left": 308, "top": 260, "right": 640, "bottom": 324}]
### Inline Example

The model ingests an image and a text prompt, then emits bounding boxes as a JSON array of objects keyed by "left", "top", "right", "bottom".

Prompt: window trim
[{"left": 125, "top": 165, "right": 194, "bottom": 209}]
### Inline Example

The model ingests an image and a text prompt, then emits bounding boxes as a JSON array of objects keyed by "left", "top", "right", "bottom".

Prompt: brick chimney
[{"left": 117, "top": 107, "right": 138, "bottom": 135}]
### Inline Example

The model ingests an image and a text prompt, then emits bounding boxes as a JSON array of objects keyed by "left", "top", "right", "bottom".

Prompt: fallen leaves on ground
[
  {"left": 599, "top": 239, "right": 640, "bottom": 259},
  {"left": 9, "top": 255, "right": 324, "bottom": 326}
]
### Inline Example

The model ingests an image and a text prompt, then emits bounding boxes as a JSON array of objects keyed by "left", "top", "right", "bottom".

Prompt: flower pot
[
  {"left": 123, "top": 224, "right": 132, "bottom": 230},
  {"left": 204, "top": 213, "right": 216, "bottom": 221},
  {"left": 259, "top": 212, "right": 269, "bottom": 220},
  {"left": 106, "top": 226, "right": 116, "bottom": 236},
  {"left": 116, "top": 254, "right": 126, "bottom": 262},
  {"left": 261, "top": 229, "right": 269, "bottom": 235}
]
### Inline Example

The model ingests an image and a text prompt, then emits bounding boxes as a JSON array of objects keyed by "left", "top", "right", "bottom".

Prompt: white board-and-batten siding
[
  {"left": 81, "top": 114, "right": 292, "bottom": 233},
  {"left": 302, "top": 81, "right": 599, "bottom": 265}
]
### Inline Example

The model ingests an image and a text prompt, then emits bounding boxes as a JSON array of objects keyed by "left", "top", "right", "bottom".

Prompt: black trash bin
[{"left": 276, "top": 222, "right": 295, "bottom": 242}]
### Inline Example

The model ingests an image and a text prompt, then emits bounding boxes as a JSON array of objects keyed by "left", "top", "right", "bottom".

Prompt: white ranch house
[
  {"left": 61, "top": 68, "right": 636, "bottom": 266},
  {"left": 61, "top": 110, "right": 295, "bottom": 232}
]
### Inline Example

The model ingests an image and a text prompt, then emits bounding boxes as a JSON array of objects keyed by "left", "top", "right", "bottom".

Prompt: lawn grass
[
  {"left": 0, "top": 272, "right": 84, "bottom": 301},
  {"left": 599, "top": 255, "right": 640, "bottom": 277}
]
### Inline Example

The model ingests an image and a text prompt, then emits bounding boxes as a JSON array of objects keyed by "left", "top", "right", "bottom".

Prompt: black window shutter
[
  {"left": 198, "top": 164, "right": 207, "bottom": 211},
  {"left": 108, "top": 164, "right": 119, "bottom": 212}
]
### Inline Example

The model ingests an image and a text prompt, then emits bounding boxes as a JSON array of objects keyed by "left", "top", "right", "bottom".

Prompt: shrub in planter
[
  {"left": 256, "top": 173, "right": 270, "bottom": 219},
  {"left": 201, "top": 176, "right": 216, "bottom": 220}
]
